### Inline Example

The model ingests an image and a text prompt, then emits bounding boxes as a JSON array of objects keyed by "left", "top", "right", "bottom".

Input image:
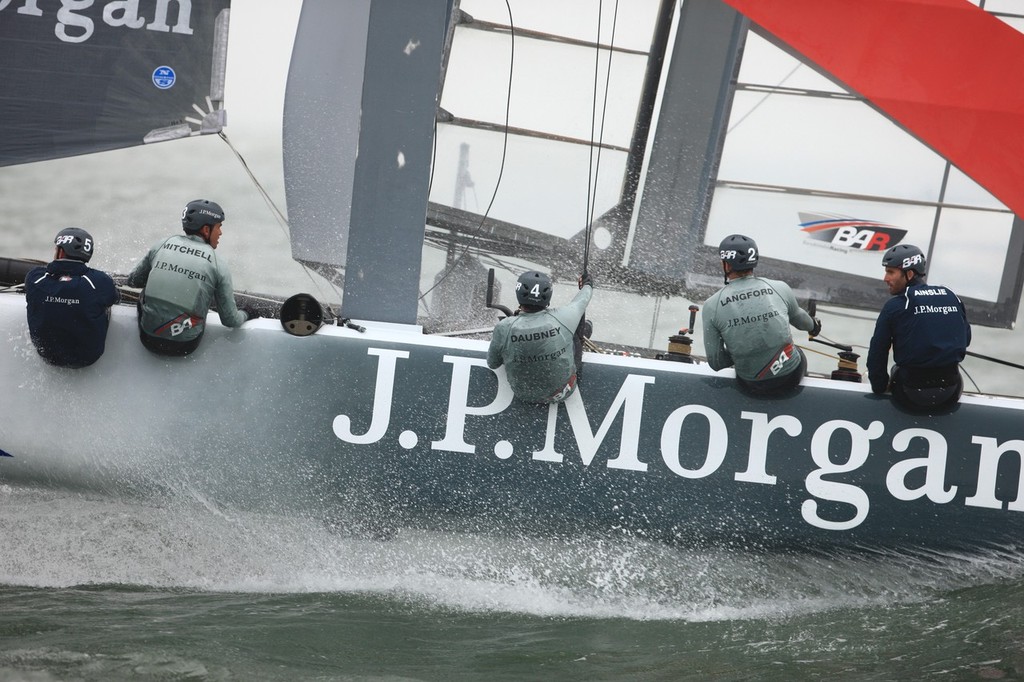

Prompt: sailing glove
[
  {"left": 810, "top": 317, "right": 822, "bottom": 337},
  {"left": 579, "top": 272, "right": 594, "bottom": 289}
]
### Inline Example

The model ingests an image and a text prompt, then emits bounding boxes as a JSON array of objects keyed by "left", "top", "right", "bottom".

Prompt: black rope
[
  {"left": 419, "top": 0, "right": 515, "bottom": 302},
  {"left": 217, "top": 131, "right": 340, "bottom": 305},
  {"left": 583, "top": 0, "right": 603, "bottom": 276},
  {"left": 966, "top": 350, "right": 1024, "bottom": 372},
  {"left": 582, "top": 0, "right": 620, "bottom": 279},
  {"left": 961, "top": 365, "right": 981, "bottom": 393}
]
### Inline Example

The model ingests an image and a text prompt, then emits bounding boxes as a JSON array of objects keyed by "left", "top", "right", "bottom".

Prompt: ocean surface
[
  {"left": 5, "top": 484, "right": 1024, "bottom": 681},
  {"left": 6, "top": 110, "right": 1024, "bottom": 680}
]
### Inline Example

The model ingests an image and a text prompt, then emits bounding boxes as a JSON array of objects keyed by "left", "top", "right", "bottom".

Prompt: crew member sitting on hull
[
  {"left": 867, "top": 244, "right": 971, "bottom": 412},
  {"left": 126, "top": 199, "right": 258, "bottom": 357},
  {"left": 25, "top": 227, "right": 120, "bottom": 368},
  {"left": 702, "top": 234, "right": 820, "bottom": 396},
  {"left": 487, "top": 270, "right": 594, "bottom": 403}
]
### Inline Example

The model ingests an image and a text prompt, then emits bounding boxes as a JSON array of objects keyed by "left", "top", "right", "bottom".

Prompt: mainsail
[{"left": 0, "top": 0, "right": 231, "bottom": 167}]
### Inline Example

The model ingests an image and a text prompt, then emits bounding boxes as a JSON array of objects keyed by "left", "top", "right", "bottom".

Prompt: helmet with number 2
[{"left": 719, "top": 234, "right": 759, "bottom": 271}]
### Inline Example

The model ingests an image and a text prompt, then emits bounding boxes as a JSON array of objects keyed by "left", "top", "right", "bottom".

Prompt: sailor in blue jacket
[
  {"left": 867, "top": 244, "right": 971, "bottom": 412},
  {"left": 25, "top": 227, "right": 120, "bottom": 368}
]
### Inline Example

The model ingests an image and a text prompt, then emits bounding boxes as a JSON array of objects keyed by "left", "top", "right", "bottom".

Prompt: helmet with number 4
[
  {"left": 516, "top": 271, "right": 553, "bottom": 308},
  {"left": 719, "top": 234, "right": 759, "bottom": 271},
  {"left": 882, "top": 244, "right": 926, "bottom": 276},
  {"left": 54, "top": 227, "right": 94, "bottom": 262}
]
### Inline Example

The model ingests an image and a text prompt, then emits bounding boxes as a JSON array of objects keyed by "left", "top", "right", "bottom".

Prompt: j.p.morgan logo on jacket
[{"left": 799, "top": 212, "right": 907, "bottom": 252}]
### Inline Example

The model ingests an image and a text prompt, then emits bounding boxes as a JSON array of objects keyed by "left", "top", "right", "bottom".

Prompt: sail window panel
[
  {"left": 982, "top": 1, "right": 1024, "bottom": 17},
  {"left": 430, "top": 123, "right": 627, "bottom": 240},
  {"left": 943, "top": 165, "right": 1010, "bottom": 211},
  {"left": 736, "top": 32, "right": 846, "bottom": 94},
  {"left": 929, "top": 209, "right": 1014, "bottom": 304},
  {"left": 996, "top": 15, "right": 1024, "bottom": 31},
  {"left": 720, "top": 92, "right": 948, "bottom": 203},
  {"left": 705, "top": 186, "right": 944, "bottom": 282},
  {"left": 457, "top": 0, "right": 662, "bottom": 53},
  {"left": 443, "top": 28, "right": 647, "bottom": 149}
]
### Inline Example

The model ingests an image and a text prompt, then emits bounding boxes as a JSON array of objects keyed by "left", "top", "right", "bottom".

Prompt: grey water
[
  {"left": 4, "top": 484, "right": 1024, "bottom": 681},
  {"left": 5, "top": 111, "right": 1024, "bottom": 681}
]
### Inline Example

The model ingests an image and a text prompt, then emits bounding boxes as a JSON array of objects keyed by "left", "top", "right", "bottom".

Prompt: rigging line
[
  {"left": 818, "top": 307, "right": 877, "bottom": 322},
  {"left": 795, "top": 343, "right": 843, "bottom": 360},
  {"left": 961, "top": 365, "right": 981, "bottom": 393},
  {"left": 217, "top": 132, "right": 341, "bottom": 305},
  {"left": 966, "top": 350, "right": 1024, "bottom": 372},
  {"left": 218, "top": 132, "right": 289, "bottom": 235},
  {"left": 419, "top": 0, "right": 515, "bottom": 302},
  {"left": 583, "top": 0, "right": 603, "bottom": 276},
  {"left": 727, "top": 62, "right": 803, "bottom": 134},
  {"left": 586, "top": 0, "right": 621, "bottom": 274},
  {"left": 815, "top": 332, "right": 859, "bottom": 349}
]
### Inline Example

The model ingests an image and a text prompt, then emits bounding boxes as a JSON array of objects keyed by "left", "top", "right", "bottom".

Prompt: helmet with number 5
[
  {"left": 719, "top": 234, "right": 759, "bottom": 271},
  {"left": 54, "top": 227, "right": 94, "bottom": 263}
]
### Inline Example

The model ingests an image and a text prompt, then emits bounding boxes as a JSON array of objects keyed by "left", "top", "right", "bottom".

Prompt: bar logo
[{"left": 799, "top": 212, "right": 907, "bottom": 252}]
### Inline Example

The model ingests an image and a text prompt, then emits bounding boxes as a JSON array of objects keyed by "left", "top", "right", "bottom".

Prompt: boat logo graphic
[
  {"left": 152, "top": 65, "right": 176, "bottom": 90},
  {"left": 799, "top": 212, "right": 907, "bottom": 253}
]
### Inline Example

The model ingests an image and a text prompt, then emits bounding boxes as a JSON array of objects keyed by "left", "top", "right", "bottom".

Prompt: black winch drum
[{"left": 280, "top": 293, "right": 324, "bottom": 336}]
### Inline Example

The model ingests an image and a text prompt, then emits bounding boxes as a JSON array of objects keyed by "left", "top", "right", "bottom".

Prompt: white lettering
[
  {"left": 169, "top": 317, "right": 193, "bottom": 337},
  {"left": 533, "top": 374, "right": 654, "bottom": 471},
  {"left": 55, "top": 0, "right": 93, "bottom": 44},
  {"left": 147, "top": 0, "right": 193, "bottom": 35},
  {"left": 735, "top": 412, "right": 802, "bottom": 484},
  {"left": 431, "top": 356, "right": 512, "bottom": 454},
  {"left": 833, "top": 226, "right": 875, "bottom": 249},
  {"left": 332, "top": 348, "right": 409, "bottom": 445},
  {"left": 802, "top": 419, "right": 883, "bottom": 530},
  {"left": 886, "top": 428, "right": 956, "bottom": 504},
  {"left": 966, "top": 436, "right": 1024, "bottom": 511},
  {"left": 103, "top": 0, "right": 145, "bottom": 29},
  {"left": 13, "top": 1, "right": 43, "bottom": 16},
  {"left": 660, "top": 404, "right": 728, "bottom": 479}
]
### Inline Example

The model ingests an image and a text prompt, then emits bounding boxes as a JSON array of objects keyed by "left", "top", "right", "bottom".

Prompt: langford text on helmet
[{"left": 1, "top": 0, "right": 197, "bottom": 44}]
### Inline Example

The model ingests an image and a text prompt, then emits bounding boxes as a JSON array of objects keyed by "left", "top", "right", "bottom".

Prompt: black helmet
[
  {"left": 882, "top": 244, "right": 926, "bottom": 276},
  {"left": 54, "top": 227, "right": 94, "bottom": 262},
  {"left": 719, "top": 234, "right": 759, "bottom": 271},
  {"left": 516, "top": 271, "right": 553, "bottom": 308},
  {"left": 181, "top": 199, "right": 225, "bottom": 234}
]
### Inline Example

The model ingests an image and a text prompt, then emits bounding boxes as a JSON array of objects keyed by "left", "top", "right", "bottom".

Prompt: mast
[{"left": 284, "top": 0, "right": 454, "bottom": 325}]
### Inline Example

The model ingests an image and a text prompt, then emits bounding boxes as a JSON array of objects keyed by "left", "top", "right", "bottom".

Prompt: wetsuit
[
  {"left": 126, "top": 234, "right": 248, "bottom": 356},
  {"left": 487, "top": 284, "right": 593, "bottom": 403},
  {"left": 702, "top": 275, "right": 816, "bottom": 395},
  {"left": 867, "top": 280, "right": 970, "bottom": 411},
  {"left": 25, "top": 259, "right": 120, "bottom": 368}
]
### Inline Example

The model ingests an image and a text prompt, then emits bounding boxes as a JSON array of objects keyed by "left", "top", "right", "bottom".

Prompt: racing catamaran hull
[{"left": 3, "top": 293, "right": 1024, "bottom": 552}]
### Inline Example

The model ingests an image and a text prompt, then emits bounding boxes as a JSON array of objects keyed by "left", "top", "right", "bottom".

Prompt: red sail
[{"left": 720, "top": 0, "right": 1024, "bottom": 220}]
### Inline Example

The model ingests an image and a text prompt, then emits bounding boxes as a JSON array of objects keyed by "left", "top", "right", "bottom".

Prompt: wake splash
[{"left": 2, "top": 483, "right": 1023, "bottom": 622}]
